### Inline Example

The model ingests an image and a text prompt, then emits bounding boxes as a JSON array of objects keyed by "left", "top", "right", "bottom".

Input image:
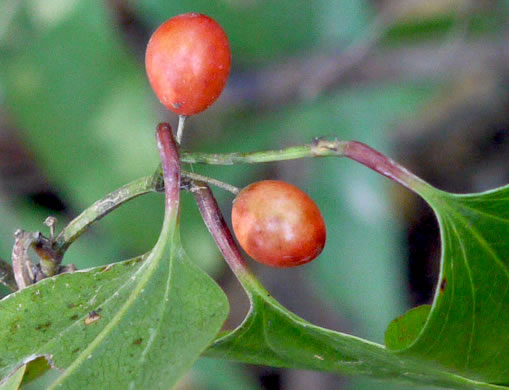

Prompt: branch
[
  {"left": 219, "top": 34, "right": 509, "bottom": 111},
  {"left": 182, "top": 139, "right": 432, "bottom": 194},
  {"left": 54, "top": 175, "right": 158, "bottom": 255},
  {"left": 181, "top": 139, "right": 348, "bottom": 165},
  {"left": 52, "top": 138, "right": 434, "bottom": 264}
]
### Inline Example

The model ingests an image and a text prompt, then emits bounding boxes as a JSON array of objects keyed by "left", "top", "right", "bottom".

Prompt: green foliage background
[{"left": 0, "top": 1, "right": 507, "bottom": 389}]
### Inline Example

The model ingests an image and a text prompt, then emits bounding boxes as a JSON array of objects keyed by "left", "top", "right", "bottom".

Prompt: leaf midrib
[{"left": 47, "top": 210, "right": 176, "bottom": 388}]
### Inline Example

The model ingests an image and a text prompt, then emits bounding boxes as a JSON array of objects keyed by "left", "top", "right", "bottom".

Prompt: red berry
[
  {"left": 145, "top": 13, "right": 231, "bottom": 116},
  {"left": 232, "top": 180, "right": 326, "bottom": 268}
]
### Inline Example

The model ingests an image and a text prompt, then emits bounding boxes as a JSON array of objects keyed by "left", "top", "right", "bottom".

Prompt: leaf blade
[
  {"left": 388, "top": 185, "right": 509, "bottom": 383},
  {"left": 205, "top": 286, "right": 505, "bottom": 389},
  {"left": 202, "top": 176, "right": 509, "bottom": 388},
  {"left": 0, "top": 194, "right": 228, "bottom": 390}
]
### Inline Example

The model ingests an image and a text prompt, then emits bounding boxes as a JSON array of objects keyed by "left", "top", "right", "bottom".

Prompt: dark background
[{"left": 0, "top": 0, "right": 508, "bottom": 389}]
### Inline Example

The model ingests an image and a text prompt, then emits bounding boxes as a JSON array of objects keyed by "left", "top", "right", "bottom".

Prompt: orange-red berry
[
  {"left": 232, "top": 180, "right": 326, "bottom": 268},
  {"left": 145, "top": 13, "right": 231, "bottom": 116}
]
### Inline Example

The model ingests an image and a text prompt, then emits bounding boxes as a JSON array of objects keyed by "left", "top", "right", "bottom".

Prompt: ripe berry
[
  {"left": 232, "top": 180, "right": 326, "bottom": 268},
  {"left": 145, "top": 13, "right": 231, "bottom": 116}
]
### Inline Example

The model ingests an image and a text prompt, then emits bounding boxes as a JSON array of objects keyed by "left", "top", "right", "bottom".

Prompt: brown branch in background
[
  {"left": 394, "top": 70, "right": 509, "bottom": 193},
  {"left": 220, "top": 33, "right": 509, "bottom": 111}
]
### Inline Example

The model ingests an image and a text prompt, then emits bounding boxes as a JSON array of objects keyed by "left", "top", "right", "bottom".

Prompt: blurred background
[{"left": 0, "top": 0, "right": 508, "bottom": 389}]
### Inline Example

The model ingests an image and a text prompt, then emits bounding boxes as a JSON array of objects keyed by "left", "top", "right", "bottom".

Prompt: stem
[
  {"left": 0, "top": 258, "right": 17, "bottom": 292},
  {"left": 156, "top": 123, "right": 181, "bottom": 212},
  {"left": 182, "top": 171, "right": 239, "bottom": 195},
  {"left": 182, "top": 138, "right": 435, "bottom": 196},
  {"left": 44, "top": 216, "right": 57, "bottom": 240},
  {"left": 54, "top": 175, "right": 158, "bottom": 255},
  {"left": 342, "top": 141, "right": 431, "bottom": 194},
  {"left": 192, "top": 181, "right": 257, "bottom": 289},
  {"left": 53, "top": 168, "right": 237, "bottom": 256},
  {"left": 49, "top": 123, "right": 181, "bottom": 390},
  {"left": 51, "top": 137, "right": 434, "bottom": 261},
  {"left": 11, "top": 230, "right": 38, "bottom": 290},
  {"left": 176, "top": 115, "right": 187, "bottom": 144},
  {"left": 181, "top": 140, "right": 340, "bottom": 165}
]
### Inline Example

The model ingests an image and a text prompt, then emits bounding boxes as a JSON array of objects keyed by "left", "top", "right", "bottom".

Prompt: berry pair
[{"left": 145, "top": 14, "right": 326, "bottom": 267}]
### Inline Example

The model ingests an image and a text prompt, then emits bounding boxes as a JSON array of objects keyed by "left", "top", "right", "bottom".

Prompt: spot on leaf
[{"left": 83, "top": 311, "right": 101, "bottom": 326}]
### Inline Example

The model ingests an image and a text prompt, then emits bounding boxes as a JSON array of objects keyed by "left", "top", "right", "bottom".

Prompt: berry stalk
[
  {"left": 182, "top": 171, "right": 239, "bottom": 194},
  {"left": 176, "top": 115, "right": 187, "bottom": 144}
]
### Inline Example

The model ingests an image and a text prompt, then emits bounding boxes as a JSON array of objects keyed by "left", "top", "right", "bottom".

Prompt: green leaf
[
  {"left": 205, "top": 279, "right": 503, "bottom": 389},
  {"left": 386, "top": 185, "right": 509, "bottom": 383},
  {"left": 0, "top": 226, "right": 228, "bottom": 388},
  {"left": 0, "top": 0, "right": 162, "bottom": 258},
  {"left": 0, "top": 365, "right": 24, "bottom": 390},
  {"left": 205, "top": 182, "right": 509, "bottom": 388},
  {"left": 210, "top": 83, "right": 436, "bottom": 342},
  {"left": 20, "top": 356, "right": 52, "bottom": 386},
  {"left": 385, "top": 305, "right": 431, "bottom": 350}
]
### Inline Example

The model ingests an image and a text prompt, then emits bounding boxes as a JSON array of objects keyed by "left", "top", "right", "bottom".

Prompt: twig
[
  {"left": 220, "top": 34, "right": 509, "bottom": 111},
  {"left": 183, "top": 139, "right": 434, "bottom": 195},
  {"left": 182, "top": 171, "right": 239, "bottom": 195},
  {"left": 298, "top": 6, "right": 392, "bottom": 100},
  {"left": 51, "top": 138, "right": 434, "bottom": 263},
  {"left": 54, "top": 175, "right": 157, "bottom": 255},
  {"left": 181, "top": 139, "right": 348, "bottom": 165},
  {"left": 11, "top": 230, "right": 38, "bottom": 289}
]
